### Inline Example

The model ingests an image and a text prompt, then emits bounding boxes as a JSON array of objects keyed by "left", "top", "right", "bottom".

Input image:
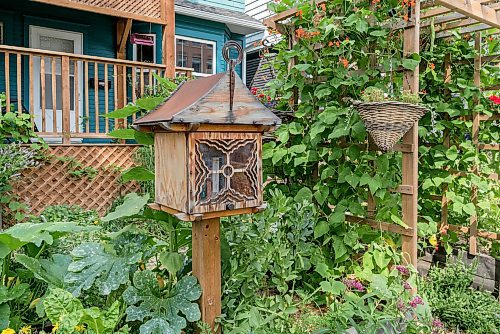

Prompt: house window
[
  {"left": 176, "top": 36, "right": 216, "bottom": 77},
  {"left": 132, "top": 34, "right": 156, "bottom": 63}
]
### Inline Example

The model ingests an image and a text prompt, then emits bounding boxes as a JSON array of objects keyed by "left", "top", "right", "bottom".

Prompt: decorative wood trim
[
  {"left": 149, "top": 203, "right": 267, "bottom": 222},
  {"left": 448, "top": 224, "right": 499, "bottom": 240},
  {"left": 31, "top": 0, "right": 166, "bottom": 24}
]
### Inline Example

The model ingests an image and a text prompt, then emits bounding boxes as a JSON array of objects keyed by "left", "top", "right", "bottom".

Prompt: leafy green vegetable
[{"left": 123, "top": 270, "right": 201, "bottom": 334}]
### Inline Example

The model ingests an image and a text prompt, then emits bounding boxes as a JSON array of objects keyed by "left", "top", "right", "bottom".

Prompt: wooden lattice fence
[{"left": 6, "top": 144, "right": 141, "bottom": 222}]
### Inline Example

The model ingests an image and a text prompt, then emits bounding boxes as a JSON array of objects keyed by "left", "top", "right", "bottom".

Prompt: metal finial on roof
[{"left": 222, "top": 41, "right": 243, "bottom": 113}]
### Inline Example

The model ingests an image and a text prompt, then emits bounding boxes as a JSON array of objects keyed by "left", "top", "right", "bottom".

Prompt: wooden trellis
[
  {"left": 263, "top": 0, "right": 500, "bottom": 266},
  {"left": 4, "top": 145, "right": 141, "bottom": 225}
]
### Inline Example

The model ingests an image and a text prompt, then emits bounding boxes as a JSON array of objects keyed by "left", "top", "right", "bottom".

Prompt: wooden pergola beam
[
  {"left": 263, "top": 0, "right": 326, "bottom": 29},
  {"left": 436, "top": 23, "right": 491, "bottom": 38},
  {"left": 436, "top": 0, "right": 500, "bottom": 28}
]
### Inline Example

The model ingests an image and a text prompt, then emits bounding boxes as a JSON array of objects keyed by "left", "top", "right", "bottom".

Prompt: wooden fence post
[
  {"left": 469, "top": 33, "right": 482, "bottom": 255},
  {"left": 61, "top": 55, "right": 71, "bottom": 144},
  {"left": 401, "top": 0, "right": 420, "bottom": 267},
  {"left": 192, "top": 218, "right": 222, "bottom": 333}
]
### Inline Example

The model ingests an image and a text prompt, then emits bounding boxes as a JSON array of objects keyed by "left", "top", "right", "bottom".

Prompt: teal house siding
[
  {"left": 175, "top": 14, "right": 244, "bottom": 76},
  {"left": 184, "top": 0, "right": 245, "bottom": 12},
  {"left": 0, "top": 0, "right": 251, "bottom": 142}
]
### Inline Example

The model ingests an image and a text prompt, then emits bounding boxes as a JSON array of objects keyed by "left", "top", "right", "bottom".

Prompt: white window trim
[
  {"left": 175, "top": 35, "right": 216, "bottom": 77},
  {"left": 132, "top": 33, "right": 156, "bottom": 64}
]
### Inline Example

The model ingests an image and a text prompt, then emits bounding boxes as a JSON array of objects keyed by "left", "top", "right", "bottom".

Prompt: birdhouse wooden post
[{"left": 133, "top": 41, "right": 280, "bottom": 332}]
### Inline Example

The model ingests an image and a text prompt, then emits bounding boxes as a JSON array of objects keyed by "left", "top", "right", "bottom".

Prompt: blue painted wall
[{"left": 0, "top": 0, "right": 245, "bottom": 141}]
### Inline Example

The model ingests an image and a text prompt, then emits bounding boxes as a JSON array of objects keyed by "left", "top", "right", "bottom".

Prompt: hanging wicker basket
[{"left": 352, "top": 100, "right": 429, "bottom": 152}]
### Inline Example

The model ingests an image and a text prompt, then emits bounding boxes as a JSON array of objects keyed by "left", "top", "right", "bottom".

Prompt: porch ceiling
[{"left": 30, "top": 0, "right": 168, "bottom": 24}]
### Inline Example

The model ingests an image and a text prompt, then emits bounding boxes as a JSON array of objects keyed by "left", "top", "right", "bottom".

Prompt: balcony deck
[{"left": 0, "top": 45, "right": 193, "bottom": 143}]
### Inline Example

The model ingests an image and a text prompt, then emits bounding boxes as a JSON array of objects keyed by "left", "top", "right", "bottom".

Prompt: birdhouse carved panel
[{"left": 189, "top": 132, "right": 262, "bottom": 214}]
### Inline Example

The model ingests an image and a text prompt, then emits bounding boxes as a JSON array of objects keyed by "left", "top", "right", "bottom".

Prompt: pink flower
[
  {"left": 403, "top": 281, "right": 412, "bottom": 290},
  {"left": 343, "top": 278, "right": 365, "bottom": 292},
  {"left": 409, "top": 295, "right": 423, "bottom": 308},
  {"left": 394, "top": 265, "right": 410, "bottom": 276}
]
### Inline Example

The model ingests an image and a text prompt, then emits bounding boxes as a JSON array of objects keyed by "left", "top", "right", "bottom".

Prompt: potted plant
[{"left": 352, "top": 87, "right": 429, "bottom": 152}]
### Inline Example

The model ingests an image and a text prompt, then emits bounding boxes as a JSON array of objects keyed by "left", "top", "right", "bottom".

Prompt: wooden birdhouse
[{"left": 133, "top": 42, "right": 281, "bottom": 222}]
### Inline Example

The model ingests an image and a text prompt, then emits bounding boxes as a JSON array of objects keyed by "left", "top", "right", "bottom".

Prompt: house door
[{"left": 30, "top": 26, "right": 83, "bottom": 134}]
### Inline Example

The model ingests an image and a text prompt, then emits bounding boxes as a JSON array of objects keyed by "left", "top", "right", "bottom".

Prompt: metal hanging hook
[{"left": 222, "top": 41, "right": 243, "bottom": 114}]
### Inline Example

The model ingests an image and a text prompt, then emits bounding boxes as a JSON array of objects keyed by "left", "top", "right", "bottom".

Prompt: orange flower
[
  {"left": 428, "top": 63, "right": 435, "bottom": 70},
  {"left": 296, "top": 9, "right": 303, "bottom": 17},
  {"left": 371, "top": 0, "right": 380, "bottom": 4},
  {"left": 295, "top": 28, "right": 305, "bottom": 38},
  {"left": 328, "top": 41, "right": 334, "bottom": 47},
  {"left": 320, "top": 3, "right": 326, "bottom": 11},
  {"left": 335, "top": 40, "right": 341, "bottom": 47},
  {"left": 403, "top": 14, "right": 409, "bottom": 21},
  {"left": 339, "top": 57, "right": 349, "bottom": 68}
]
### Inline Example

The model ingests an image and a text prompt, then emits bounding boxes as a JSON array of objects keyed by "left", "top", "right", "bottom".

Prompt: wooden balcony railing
[{"left": 0, "top": 45, "right": 193, "bottom": 143}]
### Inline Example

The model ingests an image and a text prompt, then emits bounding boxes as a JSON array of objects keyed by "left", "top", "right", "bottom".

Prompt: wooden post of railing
[
  {"left": 163, "top": 0, "right": 176, "bottom": 78},
  {"left": 16, "top": 54, "right": 22, "bottom": 115},
  {"left": 401, "top": 0, "right": 420, "bottom": 268},
  {"left": 61, "top": 56, "right": 71, "bottom": 144},
  {"left": 4, "top": 52, "right": 10, "bottom": 111},
  {"left": 469, "top": 33, "right": 482, "bottom": 255}
]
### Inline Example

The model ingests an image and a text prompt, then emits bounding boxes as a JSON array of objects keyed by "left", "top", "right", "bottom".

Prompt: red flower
[
  {"left": 489, "top": 95, "right": 500, "bottom": 105},
  {"left": 258, "top": 93, "right": 265, "bottom": 98}
]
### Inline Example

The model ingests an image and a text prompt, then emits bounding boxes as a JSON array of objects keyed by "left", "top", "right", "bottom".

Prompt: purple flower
[
  {"left": 394, "top": 265, "right": 410, "bottom": 276},
  {"left": 409, "top": 295, "right": 423, "bottom": 308},
  {"left": 343, "top": 278, "right": 365, "bottom": 292},
  {"left": 432, "top": 319, "right": 443, "bottom": 328},
  {"left": 403, "top": 281, "right": 412, "bottom": 290}
]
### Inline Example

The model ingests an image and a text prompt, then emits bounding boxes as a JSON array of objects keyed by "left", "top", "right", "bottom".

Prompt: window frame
[
  {"left": 132, "top": 33, "right": 157, "bottom": 64},
  {"left": 175, "top": 35, "right": 216, "bottom": 77}
]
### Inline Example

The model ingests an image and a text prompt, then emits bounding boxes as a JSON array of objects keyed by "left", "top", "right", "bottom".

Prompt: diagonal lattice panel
[{"left": 6, "top": 145, "right": 141, "bottom": 222}]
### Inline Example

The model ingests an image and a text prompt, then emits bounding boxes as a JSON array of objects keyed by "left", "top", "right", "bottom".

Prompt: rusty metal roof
[{"left": 133, "top": 71, "right": 281, "bottom": 129}]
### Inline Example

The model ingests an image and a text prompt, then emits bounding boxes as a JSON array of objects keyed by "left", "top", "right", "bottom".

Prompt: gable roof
[
  {"left": 175, "top": 0, "right": 265, "bottom": 35},
  {"left": 133, "top": 71, "right": 281, "bottom": 128}
]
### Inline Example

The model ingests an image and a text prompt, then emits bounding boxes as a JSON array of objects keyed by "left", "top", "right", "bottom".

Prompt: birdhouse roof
[{"left": 133, "top": 71, "right": 281, "bottom": 130}]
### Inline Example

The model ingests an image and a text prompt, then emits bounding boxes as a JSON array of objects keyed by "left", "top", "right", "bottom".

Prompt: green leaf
[
  {"left": 391, "top": 214, "right": 409, "bottom": 229},
  {"left": 314, "top": 186, "right": 329, "bottom": 205},
  {"left": 314, "top": 221, "right": 329, "bottom": 239},
  {"left": 402, "top": 58, "right": 420, "bottom": 71},
  {"left": 159, "top": 252, "right": 184, "bottom": 276},
  {"left": 369, "top": 29, "right": 388, "bottom": 37},
  {"left": 332, "top": 236, "right": 347, "bottom": 260},
  {"left": 0, "top": 222, "right": 98, "bottom": 250},
  {"left": 43, "top": 288, "right": 84, "bottom": 333},
  {"left": 463, "top": 203, "right": 476, "bottom": 216},
  {"left": 123, "top": 270, "right": 201, "bottom": 334},
  {"left": 108, "top": 129, "right": 136, "bottom": 140},
  {"left": 16, "top": 254, "right": 71, "bottom": 288},
  {"left": 0, "top": 283, "right": 30, "bottom": 304},
  {"left": 102, "top": 193, "right": 149, "bottom": 222},
  {"left": 445, "top": 146, "right": 459, "bottom": 161},
  {"left": 134, "top": 131, "right": 155, "bottom": 145},
  {"left": 345, "top": 174, "right": 359, "bottom": 188},
  {"left": 135, "top": 97, "right": 164, "bottom": 111},
  {"left": 294, "top": 187, "right": 313, "bottom": 203},
  {"left": 65, "top": 236, "right": 146, "bottom": 296},
  {"left": 105, "top": 105, "right": 140, "bottom": 119},
  {"left": 0, "top": 303, "right": 10, "bottom": 329},
  {"left": 320, "top": 280, "right": 345, "bottom": 295},
  {"left": 294, "top": 64, "right": 312, "bottom": 71},
  {"left": 122, "top": 167, "right": 155, "bottom": 182}
]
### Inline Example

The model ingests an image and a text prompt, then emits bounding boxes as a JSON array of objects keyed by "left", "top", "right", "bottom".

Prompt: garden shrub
[{"left": 422, "top": 257, "right": 500, "bottom": 334}]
